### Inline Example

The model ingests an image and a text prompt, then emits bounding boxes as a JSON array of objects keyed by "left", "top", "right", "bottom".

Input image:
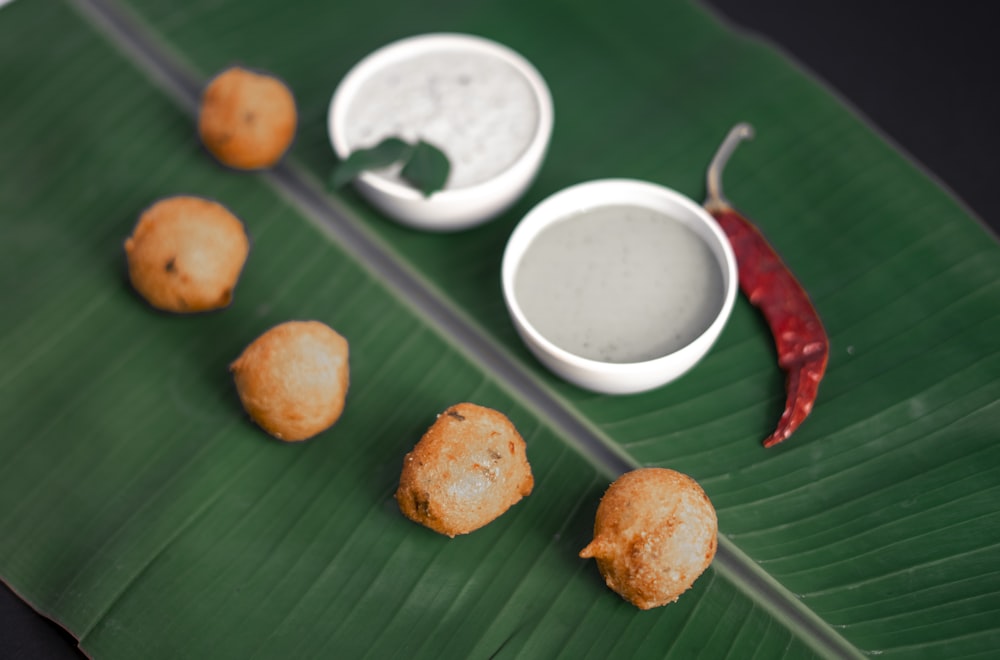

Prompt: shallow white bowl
[
  {"left": 328, "top": 33, "right": 554, "bottom": 231},
  {"left": 502, "top": 179, "right": 738, "bottom": 394}
]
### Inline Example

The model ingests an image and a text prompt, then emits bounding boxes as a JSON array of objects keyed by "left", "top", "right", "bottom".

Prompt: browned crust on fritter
[
  {"left": 230, "top": 320, "right": 349, "bottom": 442},
  {"left": 198, "top": 66, "right": 297, "bottom": 170},
  {"left": 579, "top": 467, "right": 717, "bottom": 610},
  {"left": 124, "top": 195, "right": 249, "bottom": 313},
  {"left": 396, "top": 403, "right": 534, "bottom": 537}
]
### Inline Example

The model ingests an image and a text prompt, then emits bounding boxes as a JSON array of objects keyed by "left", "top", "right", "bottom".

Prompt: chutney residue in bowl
[
  {"left": 343, "top": 50, "right": 539, "bottom": 189},
  {"left": 513, "top": 205, "right": 726, "bottom": 363}
]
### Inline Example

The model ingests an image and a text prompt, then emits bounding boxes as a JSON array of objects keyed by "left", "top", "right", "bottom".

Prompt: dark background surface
[
  {"left": 2, "top": 1, "right": 998, "bottom": 658},
  {"left": 703, "top": 0, "right": 999, "bottom": 236}
]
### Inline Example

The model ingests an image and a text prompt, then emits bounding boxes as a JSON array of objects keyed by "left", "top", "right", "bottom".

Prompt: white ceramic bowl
[
  {"left": 328, "top": 33, "right": 554, "bottom": 231},
  {"left": 502, "top": 179, "right": 738, "bottom": 394}
]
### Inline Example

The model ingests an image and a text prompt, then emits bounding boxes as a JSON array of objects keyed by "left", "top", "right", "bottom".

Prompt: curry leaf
[
  {"left": 400, "top": 139, "right": 451, "bottom": 197},
  {"left": 330, "top": 138, "right": 450, "bottom": 197},
  {"left": 329, "top": 136, "right": 413, "bottom": 188}
]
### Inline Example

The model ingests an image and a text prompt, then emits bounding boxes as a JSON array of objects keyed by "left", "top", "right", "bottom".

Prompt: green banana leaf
[{"left": 2, "top": 0, "right": 998, "bottom": 657}]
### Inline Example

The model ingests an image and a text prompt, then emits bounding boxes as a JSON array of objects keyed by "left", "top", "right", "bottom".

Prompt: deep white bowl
[
  {"left": 502, "top": 179, "right": 738, "bottom": 394},
  {"left": 328, "top": 33, "right": 554, "bottom": 231}
]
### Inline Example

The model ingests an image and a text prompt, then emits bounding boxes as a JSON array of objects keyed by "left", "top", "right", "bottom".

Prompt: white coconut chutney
[
  {"left": 513, "top": 205, "right": 726, "bottom": 363},
  {"left": 342, "top": 49, "right": 539, "bottom": 189}
]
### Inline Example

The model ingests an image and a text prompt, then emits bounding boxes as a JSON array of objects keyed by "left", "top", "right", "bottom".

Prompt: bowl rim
[
  {"left": 501, "top": 178, "right": 739, "bottom": 377},
  {"left": 327, "top": 32, "right": 554, "bottom": 205}
]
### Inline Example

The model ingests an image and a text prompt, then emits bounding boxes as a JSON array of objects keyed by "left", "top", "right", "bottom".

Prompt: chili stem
[{"left": 704, "top": 122, "right": 754, "bottom": 212}]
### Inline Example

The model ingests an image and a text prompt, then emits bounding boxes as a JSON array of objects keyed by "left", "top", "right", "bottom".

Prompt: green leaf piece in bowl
[
  {"left": 400, "top": 139, "right": 451, "bottom": 197},
  {"left": 330, "top": 137, "right": 450, "bottom": 197},
  {"left": 329, "top": 136, "right": 412, "bottom": 188}
]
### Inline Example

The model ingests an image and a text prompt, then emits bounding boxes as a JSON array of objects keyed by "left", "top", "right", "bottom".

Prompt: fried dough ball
[
  {"left": 124, "top": 195, "right": 249, "bottom": 313},
  {"left": 198, "top": 66, "right": 297, "bottom": 170},
  {"left": 579, "top": 467, "right": 717, "bottom": 610},
  {"left": 230, "top": 321, "right": 349, "bottom": 442},
  {"left": 396, "top": 403, "right": 534, "bottom": 537}
]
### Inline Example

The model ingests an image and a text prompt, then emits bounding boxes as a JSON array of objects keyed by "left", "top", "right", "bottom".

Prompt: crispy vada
[
  {"left": 396, "top": 403, "right": 534, "bottom": 537},
  {"left": 124, "top": 195, "right": 249, "bottom": 313},
  {"left": 230, "top": 320, "right": 349, "bottom": 442},
  {"left": 198, "top": 66, "right": 297, "bottom": 170},
  {"left": 580, "top": 467, "right": 717, "bottom": 610}
]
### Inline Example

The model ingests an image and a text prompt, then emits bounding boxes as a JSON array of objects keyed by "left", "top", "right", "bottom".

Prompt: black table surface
[
  {"left": 2, "top": 1, "right": 998, "bottom": 658},
  {"left": 704, "top": 0, "right": 999, "bottom": 236}
]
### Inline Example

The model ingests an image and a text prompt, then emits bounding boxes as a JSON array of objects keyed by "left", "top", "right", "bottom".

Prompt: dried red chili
[{"left": 704, "top": 123, "right": 829, "bottom": 448}]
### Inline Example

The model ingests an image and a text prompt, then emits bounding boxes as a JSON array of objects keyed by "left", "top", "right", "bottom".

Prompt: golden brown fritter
[
  {"left": 124, "top": 195, "right": 249, "bottom": 313},
  {"left": 230, "top": 320, "right": 349, "bottom": 442},
  {"left": 198, "top": 66, "right": 297, "bottom": 170},
  {"left": 580, "top": 467, "right": 717, "bottom": 610},
  {"left": 396, "top": 403, "right": 534, "bottom": 537}
]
